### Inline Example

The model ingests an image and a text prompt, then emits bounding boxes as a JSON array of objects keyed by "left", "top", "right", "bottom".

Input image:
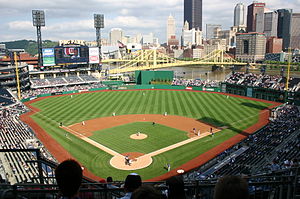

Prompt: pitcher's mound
[{"left": 130, "top": 133, "right": 147, "bottom": 140}]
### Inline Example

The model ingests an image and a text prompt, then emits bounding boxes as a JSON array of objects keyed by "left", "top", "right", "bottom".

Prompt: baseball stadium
[
  {"left": 22, "top": 87, "right": 278, "bottom": 181},
  {"left": 0, "top": 46, "right": 300, "bottom": 198}
]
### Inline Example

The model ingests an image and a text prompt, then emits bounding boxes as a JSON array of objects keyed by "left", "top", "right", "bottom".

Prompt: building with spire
[{"left": 167, "top": 14, "right": 176, "bottom": 45}]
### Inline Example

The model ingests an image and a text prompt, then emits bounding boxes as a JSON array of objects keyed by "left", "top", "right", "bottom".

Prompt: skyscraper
[
  {"left": 291, "top": 13, "right": 300, "bottom": 49},
  {"left": 184, "top": 0, "right": 202, "bottom": 30},
  {"left": 234, "top": 3, "right": 246, "bottom": 26},
  {"left": 206, "top": 24, "right": 222, "bottom": 39},
  {"left": 247, "top": 2, "right": 266, "bottom": 32},
  {"left": 264, "top": 11, "right": 278, "bottom": 38},
  {"left": 109, "top": 28, "right": 123, "bottom": 45},
  {"left": 277, "top": 9, "right": 292, "bottom": 50},
  {"left": 167, "top": 14, "right": 176, "bottom": 45}
]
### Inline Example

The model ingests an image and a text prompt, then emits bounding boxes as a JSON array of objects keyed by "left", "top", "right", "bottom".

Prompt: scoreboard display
[{"left": 54, "top": 46, "right": 89, "bottom": 64}]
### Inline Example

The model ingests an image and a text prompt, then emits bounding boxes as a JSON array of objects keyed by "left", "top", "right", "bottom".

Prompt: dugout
[{"left": 135, "top": 71, "right": 174, "bottom": 85}]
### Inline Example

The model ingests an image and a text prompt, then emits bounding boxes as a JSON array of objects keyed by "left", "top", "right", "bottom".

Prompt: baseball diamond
[{"left": 21, "top": 89, "right": 279, "bottom": 181}]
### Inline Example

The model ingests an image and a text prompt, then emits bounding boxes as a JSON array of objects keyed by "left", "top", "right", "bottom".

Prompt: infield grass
[
  {"left": 90, "top": 122, "right": 189, "bottom": 154},
  {"left": 29, "top": 90, "right": 272, "bottom": 180}
]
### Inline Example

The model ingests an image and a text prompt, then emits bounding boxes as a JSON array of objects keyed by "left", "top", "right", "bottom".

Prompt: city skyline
[{"left": 0, "top": 0, "right": 300, "bottom": 43}]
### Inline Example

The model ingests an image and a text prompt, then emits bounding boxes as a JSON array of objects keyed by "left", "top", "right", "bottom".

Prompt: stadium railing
[{"left": 0, "top": 170, "right": 299, "bottom": 199}]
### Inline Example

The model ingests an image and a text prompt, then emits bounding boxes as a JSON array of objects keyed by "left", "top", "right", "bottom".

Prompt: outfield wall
[{"left": 221, "top": 83, "right": 300, "bottom": 105}]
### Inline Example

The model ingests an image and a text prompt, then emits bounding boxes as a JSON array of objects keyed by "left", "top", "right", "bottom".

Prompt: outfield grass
[
  {"left": 29, "top": 90, "right": 272, "bottom": 180},
  {"left": 90, "top": 122, "right": 189, "bottom": 154}
]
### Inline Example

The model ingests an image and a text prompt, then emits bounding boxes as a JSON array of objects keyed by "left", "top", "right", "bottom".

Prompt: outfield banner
[
  {"left": 79, "top": 89, "right": 89, "bottom": 92},
  {"left": 42, "top": 48, "right": 55, "bottom": 66},
  {"left": 89, "top": 47, "right": 100, "bottom": 64},
  {"left": 51, "top": 92, "right": 63, "bottom": 96}
]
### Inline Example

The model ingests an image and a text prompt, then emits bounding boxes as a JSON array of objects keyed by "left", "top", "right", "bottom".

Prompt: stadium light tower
[
  {"left": 32, "top": 10, "right": 45, "bottom": 68},
  {"left": 94, "top": 14, "right": 104, "bottom": 61}
]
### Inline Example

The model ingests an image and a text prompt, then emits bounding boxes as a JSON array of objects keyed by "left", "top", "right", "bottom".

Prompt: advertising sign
[
  {"left": 89, "top": 47, "right": 100, "bottom": 64},
  {"left": 42, "top": 48, "right": 55, "bottom": 66}
]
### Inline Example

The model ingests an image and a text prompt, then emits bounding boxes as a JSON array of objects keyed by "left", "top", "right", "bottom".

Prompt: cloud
[
  {"left": 107, "top": 16, "right": 160, "bottom": 29},
  {"left": 8, "top": 21, "right": 33, "bottom": 31}
]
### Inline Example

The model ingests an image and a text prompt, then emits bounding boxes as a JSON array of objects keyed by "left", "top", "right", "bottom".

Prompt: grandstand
[
  {"left": 30, "top": 75, "right": 100, "bottom": 88},
  {"left": 0, "top": 70, "right": 299, "bottom": 198},
  {"left": 0, "top": 62, "right": 30, "bottom": 91},
  {"left": 225, "top": 72, "right": 300, "bottom": 92}
]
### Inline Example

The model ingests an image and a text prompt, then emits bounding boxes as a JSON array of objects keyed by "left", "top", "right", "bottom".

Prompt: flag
[{"left": 117, "top": 40, "right": 126, "bottom": 48}]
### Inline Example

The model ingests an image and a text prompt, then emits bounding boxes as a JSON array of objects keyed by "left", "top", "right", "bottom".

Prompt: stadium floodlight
[
  {"left": 94, "top": 14, "right": 104, "bottom": 28},
  {"left": 32, "top": 10, "right": 45, "bottom": 68},
  {"left": 32, "top": 10, "right": 45, "bottom": 27},
  {"left": 94, "top": 14, "right": 104, "bottom": 62}
]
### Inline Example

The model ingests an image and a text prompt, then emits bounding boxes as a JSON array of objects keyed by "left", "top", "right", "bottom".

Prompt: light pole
[
  {"left": 94, "top": 14, "right": 104, "bottom": 61},
  {"left": 32, "top": 10, "right": 45, "bottom": 68}
]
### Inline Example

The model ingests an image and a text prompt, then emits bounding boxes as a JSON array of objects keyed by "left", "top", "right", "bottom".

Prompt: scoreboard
[{"left": 54, "top": 46, "right": 89, "bottom": 64}]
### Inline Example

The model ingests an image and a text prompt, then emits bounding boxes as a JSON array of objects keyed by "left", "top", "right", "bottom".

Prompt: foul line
[{"left": 61, "top": 126, "right": 120, "bottom": 157}]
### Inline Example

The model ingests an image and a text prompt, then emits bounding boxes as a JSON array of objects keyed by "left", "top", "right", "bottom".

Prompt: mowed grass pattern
[
  {"left": 90, "top": 122, "right": 189, "bottom": 154},
  {"left": 29, "top": 90, "right": 272, "bottom": 180}
]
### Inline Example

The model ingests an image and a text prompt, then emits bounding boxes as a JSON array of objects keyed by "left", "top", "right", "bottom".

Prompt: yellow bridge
[{"left": 102, "top": 49, "right": 248, "bottom": 74}]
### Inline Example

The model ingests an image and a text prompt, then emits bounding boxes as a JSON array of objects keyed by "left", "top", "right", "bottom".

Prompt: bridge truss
[{"left": 102, "top": 49, "right": 247, "bottom": 74}]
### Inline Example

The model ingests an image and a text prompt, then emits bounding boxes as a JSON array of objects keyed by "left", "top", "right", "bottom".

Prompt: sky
[{"left": 0, "top": 0, "right": 300, "bottom": 43}]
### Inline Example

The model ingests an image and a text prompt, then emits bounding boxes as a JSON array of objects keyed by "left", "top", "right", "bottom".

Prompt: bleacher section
[
  {"left": 172, "top": 78, "right": 220, "bottom": 88},
  {"left": 225, "top": 72, "right": 300, "bottom": 92},
  {"left": 30, "top": 75, "right": 100, "bottom": 88},
  {"left": 0, "top": 104, "right": 56, "bottom": 185},
  {"left": 80, "top": 75, "right": 99, "bottom": 83},
  {"left": 21, "top": 83, "right": 106, "bottom": 99},
  {"left": 0, "top": 89, "right": 15, "bottom": 106}
]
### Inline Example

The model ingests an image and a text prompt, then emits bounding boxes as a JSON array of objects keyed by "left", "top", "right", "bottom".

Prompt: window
[{"left": 243, "top": 40, "right": 249, "bottom": 54}]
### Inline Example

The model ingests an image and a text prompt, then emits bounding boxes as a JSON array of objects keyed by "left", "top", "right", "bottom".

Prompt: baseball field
[{"left": 21, "top": 89, "right": 279, "bottom": 181}]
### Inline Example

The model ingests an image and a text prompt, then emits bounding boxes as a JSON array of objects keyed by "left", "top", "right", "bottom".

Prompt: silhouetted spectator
[
  {"left": 131, "top": 185, "right": 165, "bottom": 199},
  {"left": 55, "top": 159, "right": 83, "bottom": 199},
  {"left": 166, "top": 175, "right": 186, "bottom": 199},
  {"left": 120, "top": 173, "right": 142, "bottom": 199},
  {"left": 214, "top": 175, "right": 249, "bottom": 199}
]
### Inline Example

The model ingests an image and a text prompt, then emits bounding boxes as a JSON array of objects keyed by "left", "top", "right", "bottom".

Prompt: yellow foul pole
[
  {"left": 285, "top": 48, "right": 291, "bottom": 91},
  {"left": 14, "top": 52, "right": 21, "bottom": 100}
]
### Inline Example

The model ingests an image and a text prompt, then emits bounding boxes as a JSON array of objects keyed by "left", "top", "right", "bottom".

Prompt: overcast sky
[{"left": 0, "top": 0, "right": 300, "bottom": 43}]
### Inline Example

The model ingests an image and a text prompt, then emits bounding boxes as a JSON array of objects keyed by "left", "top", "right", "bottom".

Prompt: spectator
[
  {"left": 106, "top": 176, "right": 118, "bottom": 188},
  {"left": 55, "top": 159, "right": 83, "bottom": 199},
  {"left": 214, "top": 175, "right": 249, "bottom": 199},
  {"left": 166, "top": 175, "right": 186, "bottom": 199},
  {"left": 131, "top": 185, "right": 165, "bottom": 199},
  {"left": 120, "top": 173, "right": 142, "bottom": 199}
]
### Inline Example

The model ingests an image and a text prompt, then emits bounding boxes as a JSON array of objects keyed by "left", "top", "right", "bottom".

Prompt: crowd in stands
[
  {"left": 225, "top": 72, "right": 300, "bottom": 92},
  {"left": 53, "top": 159, "right": 251, "bottom": 199},
  {"left": 0, "top": 101, "right": 56, "bottom": 184},
  {"left": 0, "top": 89, "right": 16, "bottom": 106},
  {"left": 185, "top": 104, "right": 300, "bottom": 181},
  {"left": 172, "top": 78, "right": 220, "bottom": 87},
  {"left": 21, "top": 83, "right": 106, "bottom": 99},
  {"left": 30, "top": 75, "right": 99, "bottom": 88}
]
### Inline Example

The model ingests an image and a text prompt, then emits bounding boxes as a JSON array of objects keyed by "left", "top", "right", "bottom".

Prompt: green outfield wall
[{"left": 135, "top": 71, "right": 174, "bottom": 85}]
